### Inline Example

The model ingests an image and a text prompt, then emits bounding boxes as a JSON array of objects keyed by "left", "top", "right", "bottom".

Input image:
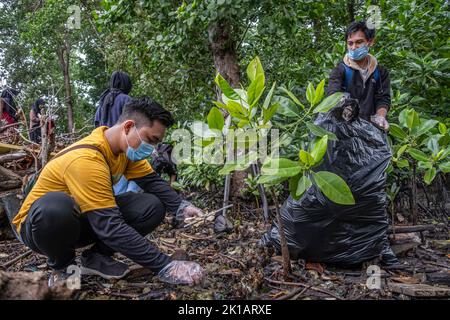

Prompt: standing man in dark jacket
[{"left": 326, "top": 21, "right": 391, "bottom": 130}]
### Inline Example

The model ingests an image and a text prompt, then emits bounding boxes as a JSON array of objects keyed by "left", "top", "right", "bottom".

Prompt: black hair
[
  {"left": 118, "top": 97, "right": 175, "bottom": 128},
  {"left": 345, "top": 21, "right": 375, "bottom": 41}
]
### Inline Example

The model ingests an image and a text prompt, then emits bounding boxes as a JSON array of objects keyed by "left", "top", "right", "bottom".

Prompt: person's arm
[
  {"left": 131, "top": 172, "right": 182, "bottom": 214},
  {"left": 326, "top": 64, "right": 345, "bottom": 96},
  {"left": 30, "top": 109, "right": 38, "bottom": 129},
  {"left": 86, "top": 207, "right": 172, "bottom": 273},
  {"left": 374, "top": 67, "right": 391, "bottom": 116},
  {"left": 94, "top": 106, "right": 101, "bottom": 128}
]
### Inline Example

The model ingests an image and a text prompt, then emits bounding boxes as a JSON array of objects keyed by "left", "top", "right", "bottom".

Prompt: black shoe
[{"left": 80, "top": 251, "right": 129, "bottom": 280}]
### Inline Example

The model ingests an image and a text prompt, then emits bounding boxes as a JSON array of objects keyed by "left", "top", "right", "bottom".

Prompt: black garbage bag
[{"left": 262, "top": 96, "right": 397, "bottom": 266}]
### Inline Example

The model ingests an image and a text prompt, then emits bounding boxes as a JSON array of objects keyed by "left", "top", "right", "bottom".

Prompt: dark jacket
[
  {"left": 94, "top": 71, "right": 132, "bottom": 128},
  {"left": 326, "top": 61, "right": 391, "bottom": 120}
]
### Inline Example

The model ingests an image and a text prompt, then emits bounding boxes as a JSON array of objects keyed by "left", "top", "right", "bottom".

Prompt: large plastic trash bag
[{"left": 261, "top": 96, "right": 398, "bottom": 266}]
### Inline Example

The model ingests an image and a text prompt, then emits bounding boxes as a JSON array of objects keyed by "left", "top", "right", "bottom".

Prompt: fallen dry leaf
[{"left": 306, "top": 262, "right": 325, "bottom": 274}]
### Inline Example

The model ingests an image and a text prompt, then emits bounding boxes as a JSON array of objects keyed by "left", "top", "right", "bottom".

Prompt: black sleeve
[
  {"left": 374, "top": 66, "right": 391, "bottom": 113},
  {"left": 131, "top": 172, "right": 182, "bottom": 214},
  {"left": 87, "top": 207, "right": 171, "bottom": 273},
  {"left": 326, "top": 64, "right": 345, "bottom": 96}
]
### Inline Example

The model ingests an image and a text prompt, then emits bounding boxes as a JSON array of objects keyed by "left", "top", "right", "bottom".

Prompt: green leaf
[
  {"left": 426, "top": 137, "right": 440, "bottom": 155},
  {"left": 247, "top": 73, "right": 265, "bottom": 107},
  {"left": 306, "top": 122, "right": 337, "bottom": 141},
  {"left": 406, "top": 109, "right": 420, "bottom": 130},
  {"left": 290, "top": 175, "right": 312, "bottom": 200},
  {"left": 257, "top": 175, "right": 288, "bottom": 185},
  {"left": 310, "top": 135, "right": 328, "bottom": 164},
  {"left": 261, "top": 158, "right": 302, "bottom": 178},
  {"left": 313, "top": 79, "right": 325, "bottom": 106},
  {"left": 246, "top": 56, "right": 265, "bottom": 84},
  {"left": 215, "top": 73, "right": 239, "bottom": 100},
  {"left": 438, "top": 162, "right": 450, "bottom": 173},
  {"left": 225, "top": 100, "right": 248, "bottom": 120},
  {"left": 237, "top": 119, "right": 249, "bottom": 128},
  {"left": 312, "top": 171, "right": 355, "bottom": 205},
  {"left": 299, "top": 150, "right": 314, "bottom": 166},
  {"left": 263, "top": 102, "right": 280, "bottom": 124},
  {"left": 397, "top": 144, "right": 408, "bottom": 158},
  {"left": 417, "top": 161, "right": 432, "bottom": 170},
  {"left": 219, "top": 164, "right": 238, "bottom": 175},
  {"left": 407, "top": 148, "right": 429, "bottom": 162},
  {"left": 212, "top": 101, "right": 227, "bottom": 110},
  {"left": 289, "top": 174, "right": 300, "bottom": 198},
  {"left": 389, "top": 124, "right": 408, "bottom": 140},
  {"left": 398, "top": 109, "right": 408, "bottom": 128},
  {"left": 276, "top": 96, "right": 301, "bottom": 117},
  {"left": 437, "top": 147, "right": 450, "bottom": 161},
  {"left": 306, "top": 82, "right": 315, "bottom": 105},
  {"left": 438, "top": 123, "right": 447, "bottom": 135},
  {"left": 313, "top": 92, "right": 344, "bottom": 113},
  {"left": 262, "top": 82, "right": 276, "bottom": 110},
  {"left": 396, "top": 158, "right": 409, "bottom": 168},
  {"left": 414, "top": 119, "right": 439, "bottom": 137},
  {"left": 280, "top": 87, "right": 305, "bottom": 109},
  {"left": 424, "top": 167, "right": 437, "bottom": 185},
  {"left": 207, "top": 107, "right": 224, "bottom": 131},
  {"left": 295, "top": 175, "right": 312, "bottom": 199}
]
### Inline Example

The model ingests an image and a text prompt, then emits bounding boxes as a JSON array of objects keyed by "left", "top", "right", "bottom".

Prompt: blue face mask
[
  {"left": 125, "top": 126, "right": 155, "bottom": 162},
  {"left": 348, "top": 45, "right": 369, "bottom": 61}
]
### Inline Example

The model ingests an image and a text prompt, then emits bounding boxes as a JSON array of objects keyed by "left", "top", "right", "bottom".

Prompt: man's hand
[
  {"left": 157, "top": 260, "right": 204, "bottom": 285},
  {"left": 175, "top": 200, "right": 204, "bottom": 224},
  {"left": 371, "top": 114, "right": 389, "bottom": 131},
  {"left": 182, "top": 205, "right": 204, "bottom": 219}
]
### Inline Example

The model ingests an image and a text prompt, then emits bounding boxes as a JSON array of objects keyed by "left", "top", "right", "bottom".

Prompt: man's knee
[
  {"left": 29, "top": 192, "right": 80, "bottom": 241},
  {"left": 124, "top": 193, "right": 166, "bottom": 234},
  {"left": 139, "top": 193, "right": 166, "bottom": 223}
]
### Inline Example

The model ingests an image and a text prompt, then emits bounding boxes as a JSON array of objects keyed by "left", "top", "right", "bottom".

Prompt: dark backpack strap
[
  {"left": 342, "top": 62, "right": 353, "bottom": 92},
  {"left": 52, "top": 144, "right": 105, "bottom": 162},
  {"left": 373, "top": 67, "right": 380, "bottom": 82}
]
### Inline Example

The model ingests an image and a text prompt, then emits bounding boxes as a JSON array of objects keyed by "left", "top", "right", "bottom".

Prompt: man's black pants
[{"left": 20, "top": 191, "right": 165, "bottom": 271}]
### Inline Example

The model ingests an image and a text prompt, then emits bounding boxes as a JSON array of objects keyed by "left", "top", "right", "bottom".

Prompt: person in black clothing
[
  {"left": 326, "top": 21, "right": 391, "bottom": 131},
  {"left": 0, "top": 88, "right": 19, "bottom": 125},
  {"left": 29, "top": 98, "right": 45, "bottom": 143},
  {"left": 94, "top": 71, "right": 133, "bottom": 128},
  {"left": 150, "top": 143, "right": 177, "bottom": 185}
]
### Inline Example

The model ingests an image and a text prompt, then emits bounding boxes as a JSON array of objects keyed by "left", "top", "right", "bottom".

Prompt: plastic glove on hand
[
  {"left": 157, "top": 260, "right": 204, "bottom": 285},
  {"left": 370, "top": 114, "right": 389, "bottom": 131}
]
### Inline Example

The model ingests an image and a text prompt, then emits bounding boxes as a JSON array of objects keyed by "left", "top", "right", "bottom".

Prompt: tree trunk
[
  {"left": 208, "top": 19, "right": 246, "bottom": 199},
  {"left": 208, "top": 19, "right": 240, "bottom": 90},
  {"left": 57, "top": 39, "right": 74, "bottom": 133},
  {"left": 38, "top": 115, "right": 54, "bottom": 167},
  {"left": 347, "top": 0, "right": 355, "bottom": 23},
  {"left": 410, "top": 162, "right": 418, "bottom": 225}
]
